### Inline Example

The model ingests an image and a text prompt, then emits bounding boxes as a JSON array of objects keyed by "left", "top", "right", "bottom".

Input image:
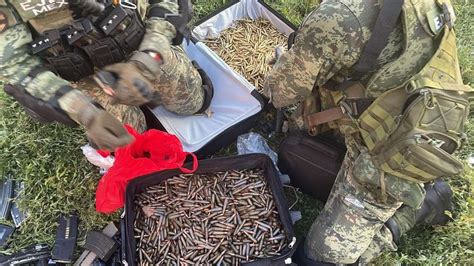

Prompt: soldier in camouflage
[
  {"left": 0, "top": 0, "right": 210, "bottom": 151},
  {"left": 264, "top": 0, "right": 468, "bottom": 264}
]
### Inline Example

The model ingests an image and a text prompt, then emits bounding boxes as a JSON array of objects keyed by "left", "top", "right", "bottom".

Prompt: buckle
[
  {"left": 339, "top": 101, "right": 354, "bottom": 116},
  {"left": 405, "top": 80, "right": 418, "bottom": 93},
  {"left": 441, "top": 3, "right": 455, "bottom": 29},
  {"left": 339, "top": 100, "right": 361, "bottom": 123}
]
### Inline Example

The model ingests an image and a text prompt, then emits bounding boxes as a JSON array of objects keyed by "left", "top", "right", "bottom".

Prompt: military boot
[{"left": 385, "top": 179, "right": 453, "bottom": 243}]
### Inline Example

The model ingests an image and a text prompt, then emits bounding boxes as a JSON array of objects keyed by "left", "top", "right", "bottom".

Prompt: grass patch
[{"left": 0, "top": 93, "right": 118, "bottom": 254}]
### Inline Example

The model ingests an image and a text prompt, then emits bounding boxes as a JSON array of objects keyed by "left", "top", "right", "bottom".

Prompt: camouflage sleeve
[
  {"left": 0, "top": 4, "right": 94, "bottom": 124},
  {"left": 0, "top": 5, "right": 71, "bottom": 101},
  {"left": 139, "top": 0, "right": 178, "bottom": 52},
  {"left": 131, "top": 0, "right": 178, "bottom": 79},
  {"left": 263, "top": 1, "right": 365, "bottom": 108}
]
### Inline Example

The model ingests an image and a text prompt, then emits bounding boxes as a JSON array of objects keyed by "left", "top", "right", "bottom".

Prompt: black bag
[
  {"left": 277, "top": 132, "right": 346, "bottom": 202},
  {"left": 123, "top": 154, "right": 297, "bottom": 265}
]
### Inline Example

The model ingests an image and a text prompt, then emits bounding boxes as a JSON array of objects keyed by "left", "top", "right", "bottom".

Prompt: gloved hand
[
  {"left": 77, "top": 105, "right": 134, "bottom": 151},
  {"left": 95, "top": 63, "right": 154, "bottom": 106}
]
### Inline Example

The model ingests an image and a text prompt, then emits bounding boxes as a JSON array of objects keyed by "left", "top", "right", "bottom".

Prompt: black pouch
[
  {"left": 277, "top": 131, "right": 346, "bottom": 202},
  {"left": 31, "top": 29, "right": 95, "bottom": 81},
  {"left": 123, "top": 154, "right": 297, "bottom": 265},
  {"left": 81, "top": 37, "right": 125, "bottom": 68},
  {"left": 97, "top": 5, "right": 146, "bottom": 55},
  {"left": 46, "top": 50, "right": 95, "bottom": 81},
  {"left": 65, "top": 18, "right": 125, "bottom": 68}
]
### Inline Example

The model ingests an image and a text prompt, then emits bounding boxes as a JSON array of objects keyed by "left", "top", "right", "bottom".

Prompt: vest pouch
[
  {"left": 81, "top": 37, "right": 125, "bottom": 68},
  {"left": 65, "top": 19, "right": 125, "bottom": 68},
  {"left": 96, "top": 5, "right": 146, "bottom": 55},
  {"left": 412, "top": 89, "right": 469, "bottom": 137},
  {"left": 372, "top": 88, "right": 469, "bottom": 183},
  {"left": 378, "top": 134, "right": 463, "bottom": 183},
  {"left": 46, "top": 50, "right": 95, "bottom": 81}
]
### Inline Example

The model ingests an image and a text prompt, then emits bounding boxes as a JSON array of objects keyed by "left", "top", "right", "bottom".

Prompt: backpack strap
[
  {"left": 350, "top": 0, "right": 405, "bottom": 80},
  {"left": 306, "top": 0, "right": 405, "bottom": 129}
]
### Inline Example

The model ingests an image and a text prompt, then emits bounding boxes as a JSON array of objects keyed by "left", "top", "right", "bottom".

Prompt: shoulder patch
[
  {"left": 0, "top": 7, "right": 19, "bottom": 33},
  {"left": 0, "top": 10, "right": 8, "bottom": 33}
]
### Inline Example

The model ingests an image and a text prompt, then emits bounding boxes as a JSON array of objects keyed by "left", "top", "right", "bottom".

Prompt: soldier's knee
[{"left": 163, "top": 91, "right": 204, "bottom": 115}]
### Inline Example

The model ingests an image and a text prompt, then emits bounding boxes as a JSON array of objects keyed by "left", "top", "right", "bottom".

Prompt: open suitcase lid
[{"left": 149, "top": 0, "right": 296, "bottom": 153}]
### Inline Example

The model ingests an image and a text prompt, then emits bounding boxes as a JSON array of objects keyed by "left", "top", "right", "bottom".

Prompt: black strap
[
  {"left": 351, "top": 0, "right": 405, "bottom": 80},
  {"left": 192, "top": 61, "right": 214, "bottom": 114},
  {"left": 18, "top": 66, "right": 50, "bottom": 88},
  {"left": 287, "top": 31, "right": 297, "bottom": 50}
]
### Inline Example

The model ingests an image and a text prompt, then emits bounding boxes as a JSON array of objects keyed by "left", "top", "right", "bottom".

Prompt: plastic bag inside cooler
[{"left": 146, "top": 0, "right": 296, "bottom": 154}]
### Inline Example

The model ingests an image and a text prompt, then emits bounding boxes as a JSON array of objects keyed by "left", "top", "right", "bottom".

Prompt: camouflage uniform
[
  {"left": 0, "top": 0, "right": 204, "bottom": 133},
  {"left": 264, "top": 0, "right": 462, "bottom": 264}
]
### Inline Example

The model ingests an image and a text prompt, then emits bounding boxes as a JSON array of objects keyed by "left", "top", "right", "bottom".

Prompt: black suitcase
[
  {"left": 123, "top": 154, "right": 297, "bottom": 265},
  {"left": 277, "top": 131, "right": 346, "bottom": 202}
]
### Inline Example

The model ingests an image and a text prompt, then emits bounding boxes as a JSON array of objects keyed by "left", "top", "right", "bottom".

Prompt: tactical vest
[
  {"left": 10, "top": 0, "right": 192, "bottom": 82},
  {"left": 306, "top": 0, "right": 473, "bottom": 183},
  {"left": 10, "top": 0, "right": 146, "bottom": 81}
]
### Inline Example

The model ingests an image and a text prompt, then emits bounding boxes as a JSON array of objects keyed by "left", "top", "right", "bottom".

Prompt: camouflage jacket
[
  {"left": 0, "top": 0, "right": 178, "bottom": 118},
  {"left": 263, "top": 0, "right": 439, "bottom": 131}
]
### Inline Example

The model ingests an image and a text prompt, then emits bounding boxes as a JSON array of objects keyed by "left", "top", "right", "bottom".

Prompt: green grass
[
  {"left": 0, "top": 94, "right": 118, "bottom": 254},
  {"left": 0, "top": 0, "right": 472, "bottom": 264}
]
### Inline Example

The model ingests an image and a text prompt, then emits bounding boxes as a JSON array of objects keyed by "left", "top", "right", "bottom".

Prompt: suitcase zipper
[{"left": 120, "top": 208, "right": 128, "bottom": 266}]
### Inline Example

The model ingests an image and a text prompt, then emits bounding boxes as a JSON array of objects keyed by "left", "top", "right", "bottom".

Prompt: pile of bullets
[
  {"left": 134, "top": 169, "right": 287, "bottom": 265},
  {"left": 204, "top": 19, "right": 287, "bottom": 94}
]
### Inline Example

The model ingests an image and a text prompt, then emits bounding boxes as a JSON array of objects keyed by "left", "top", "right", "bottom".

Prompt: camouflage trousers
[
  {"left": 73, "top": 45, "right": 204, "bottom": 132},
  {"left": 305, "top": 136, "right": 426, "bottom": 264}
]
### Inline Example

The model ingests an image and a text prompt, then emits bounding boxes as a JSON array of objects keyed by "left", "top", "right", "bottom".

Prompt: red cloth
[{"left": 96, "top": 126, "right": 197, "bottom": 213}]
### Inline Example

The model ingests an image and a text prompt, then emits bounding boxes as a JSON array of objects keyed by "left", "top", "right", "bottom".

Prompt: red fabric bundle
[{"left": 96, "top": 126, "right": 197, "bottom": 213}]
